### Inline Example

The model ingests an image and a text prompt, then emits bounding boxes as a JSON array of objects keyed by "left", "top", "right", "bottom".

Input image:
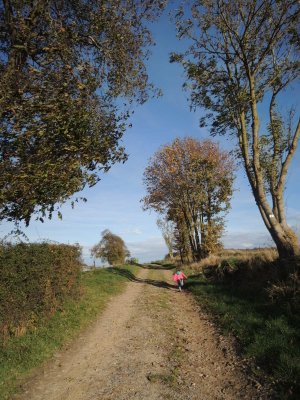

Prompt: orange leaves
[
  {"left": 142, "top": 137, "right": 235, "bottom": 259},
  {"left": 143, "top": 137, "right": 234, "bottom": 209}
]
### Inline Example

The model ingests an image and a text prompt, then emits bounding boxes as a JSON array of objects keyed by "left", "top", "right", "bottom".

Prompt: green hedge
[{"left": 0, "top": 243, "right": 81, "bottom": 342}]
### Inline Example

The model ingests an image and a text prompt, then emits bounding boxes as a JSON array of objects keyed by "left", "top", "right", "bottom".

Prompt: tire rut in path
[{"left": 14, "top": 266, "right": 270, "bottom": 400}]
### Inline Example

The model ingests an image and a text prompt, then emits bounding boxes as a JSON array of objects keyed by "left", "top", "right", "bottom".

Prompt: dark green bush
[
  {"left": 126, "top": 257, "right": 139, "bottom": 265},
  {"left": 203, "top": 255, "right": 300, "bottom": 306},
  {"left": 0, "top": 243, "right": 81, "bottom": 342}
]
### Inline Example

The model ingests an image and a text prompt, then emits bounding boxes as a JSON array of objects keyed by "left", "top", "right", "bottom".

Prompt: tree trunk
[
  {"left": 239, "top": 73, "right": 300, "bottom": 259},
  {"left": 266, "top": 222, "right": 299, "bottom": 258},
  {"left": 193, "top": 223, "right": 202, "bottom": 260},
  {"left": 179, "top": 248, "right": 184, "bottom": 264},
  {"left": 255, "top": 190, "right": 300, "bottom": 258},
  {"left": 182, "top": 209, "right": 197, "bottom": 261}
]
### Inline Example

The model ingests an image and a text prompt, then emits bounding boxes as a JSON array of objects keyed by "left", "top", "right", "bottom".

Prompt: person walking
[{"left": 172, "top": 269, "right": 187, "bottom": 291}]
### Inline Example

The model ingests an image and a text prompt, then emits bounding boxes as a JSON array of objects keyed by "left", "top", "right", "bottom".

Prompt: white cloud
[
  {"left": 121, "top": 227, "right": 143, "bottom": 236},
  {"left": 132, "top": 228, "right": 143, "bottom": 235},
  {"left": 222, "top": 231, "right": 274, "bottom": 249},
  {"left": 127, "top": 236, "right": 168, "bottom": 263}
]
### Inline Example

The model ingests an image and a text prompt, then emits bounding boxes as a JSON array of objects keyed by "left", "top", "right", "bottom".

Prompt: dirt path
[{"left": 14, "top": 266, "right": 270, "bottom": 400}]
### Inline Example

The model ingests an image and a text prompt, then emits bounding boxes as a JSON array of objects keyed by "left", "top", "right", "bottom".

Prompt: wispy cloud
[
  {"left": 118, "top": 227, "right": 143, "bottom": 236},
  {"left": 222, "top": 231, "right": 274, "bottom": 249},
  {"left": 127, "top": 236, "right": 167, "bottom": 263}
]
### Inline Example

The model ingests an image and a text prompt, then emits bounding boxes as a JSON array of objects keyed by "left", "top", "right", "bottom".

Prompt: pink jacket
[{"left": 173, "top": 271, "right": 187, "bottom": 281}]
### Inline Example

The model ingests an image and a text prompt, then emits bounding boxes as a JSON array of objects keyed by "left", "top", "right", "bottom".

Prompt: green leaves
[
  {"left": 0, "top": 0, "right": 165, "bottom": 225},
  {"left": 91, "top": 230, "right": 130, "bottom": 265},
  {"left": 0, "top": 243, "right": 81, "bottom": 342}
]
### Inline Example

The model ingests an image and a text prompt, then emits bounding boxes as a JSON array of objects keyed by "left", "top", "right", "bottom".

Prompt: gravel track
[{"left": 14, "top": 266, "right": 270, "bottom": 400}]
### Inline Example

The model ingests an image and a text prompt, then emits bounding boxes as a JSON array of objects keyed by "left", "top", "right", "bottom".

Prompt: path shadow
[
  {"left": 184, "top": 280, "right": 207, "bottom": 289},
  {"left": 182, "top": 273, "right": 212, "bottom": 290},
  {"left": 109, "top": 267, "right": 177, "bottom": 290}
]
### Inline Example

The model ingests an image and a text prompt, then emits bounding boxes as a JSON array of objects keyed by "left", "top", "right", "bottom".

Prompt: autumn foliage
[
  {"left": 143, "top": 138, "right": 234, "bottom": 262},
  {"left": 91, "top": 230, "right": 130, "bottom": 266}
]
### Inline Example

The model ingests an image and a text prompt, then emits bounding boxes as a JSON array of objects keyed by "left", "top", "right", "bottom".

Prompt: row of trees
[{"left": 143, "top": 138, "right": 234, "bottom": 262}]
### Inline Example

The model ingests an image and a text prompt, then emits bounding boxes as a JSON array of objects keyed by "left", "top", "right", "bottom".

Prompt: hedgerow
[{"left": 0, "top": 243, "right": 81, "bottom": 342}]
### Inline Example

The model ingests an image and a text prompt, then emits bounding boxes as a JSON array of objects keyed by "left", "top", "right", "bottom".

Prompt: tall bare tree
[{"left": 171, "top": 0, "right": 300, "bottom": 258}]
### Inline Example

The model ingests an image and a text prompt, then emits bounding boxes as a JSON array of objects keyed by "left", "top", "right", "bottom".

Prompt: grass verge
[
  {"left": 0, "top": 265, "right": 138, "bottom": 400},
  {"left": 185, "top": 272, "right": 300, "bottom": 399}
]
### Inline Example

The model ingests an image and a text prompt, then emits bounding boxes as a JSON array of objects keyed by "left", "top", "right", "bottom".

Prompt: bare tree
[{"left": 157, "top": 217, "right": 175, "bottom": 260}]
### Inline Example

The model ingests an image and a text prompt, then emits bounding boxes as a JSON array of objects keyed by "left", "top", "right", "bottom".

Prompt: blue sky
[{"left": 1, "top": 5, "right": 299, "bottom": 264}]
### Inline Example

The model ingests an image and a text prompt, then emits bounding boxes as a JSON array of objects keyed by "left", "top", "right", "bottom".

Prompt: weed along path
[{"left": 14, "top": 265, "right": 269, "bottom": 400}]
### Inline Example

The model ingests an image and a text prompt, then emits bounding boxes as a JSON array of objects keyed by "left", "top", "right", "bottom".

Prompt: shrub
[
  {"left": 91, "top": 230, "right": 130, "bottom": 265},
  {"left": 266, "top": 258, "right": 300, "bottom": 313},
  {"left": 0, "top": 242, "right": 81, "bottom": 343},
  {"left": 126, "top": 257, "right": 139, "bottom": 265},
  {"left": 199, "top": 248, "right": 278, "bottom": 286}
]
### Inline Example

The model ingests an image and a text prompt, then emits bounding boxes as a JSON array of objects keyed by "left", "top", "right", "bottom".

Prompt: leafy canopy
[
  {"left": 91, "top": 229, "right": 130, "bottom": 266},
  {"left": 143, "top": 138, "right": 234, "bottom": 259},
  {"left": 0, "top": 0, "right": 165, "bottom": 226}
]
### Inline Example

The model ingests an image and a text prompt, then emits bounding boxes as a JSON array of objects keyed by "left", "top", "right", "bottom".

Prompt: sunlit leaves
[
  {"left": 172, "top": 0, "right": 300, "bottom": 257},
  {"left": 143, "top": 138, "right": 234, "bottom": 260},
  {"left": 0, "top": 0, "right": 165, "bottom": 225},
  {"left": 91, "top": 229, "right": 130, "bottom": 265}
]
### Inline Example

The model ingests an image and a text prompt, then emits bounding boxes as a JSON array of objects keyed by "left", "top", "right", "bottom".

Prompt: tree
[
  {"left": 0, "top": 0, "right": 165, "bottom": 226},
  {"left": 157, "top": 217, "right": 175, "bottom": 260},
  {"left": 91, "top": 229, "right": 130, "bottom": 266},
  {"left": 143, "top": 138, "right": 234, "bottom": 260},
  {"left": 171, "top": 209, "right": 193, "bottom": 263},
  {"left": 171, "top": 0, "right": 300, "bottom": 258}
]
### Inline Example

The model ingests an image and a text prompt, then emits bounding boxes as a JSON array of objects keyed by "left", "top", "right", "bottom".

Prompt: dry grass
[
  {"left": 185, "top": 248, "right": 278, "bottom": 274},
  {"left": 184, "top": 248, "right": 300, "bottom": 313}
]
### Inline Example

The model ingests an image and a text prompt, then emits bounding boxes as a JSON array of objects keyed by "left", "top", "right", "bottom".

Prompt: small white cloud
[
  {"left": 132, "top": 228, "right": 142, "bottom": 235},
  {"left": 122, "top": 227, "right": 143, "bottom": 236}
]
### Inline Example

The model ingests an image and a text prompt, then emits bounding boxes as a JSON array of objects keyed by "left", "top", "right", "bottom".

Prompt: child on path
[{"left": 172, "top": 269, "right": 187, "bottom": 291}]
